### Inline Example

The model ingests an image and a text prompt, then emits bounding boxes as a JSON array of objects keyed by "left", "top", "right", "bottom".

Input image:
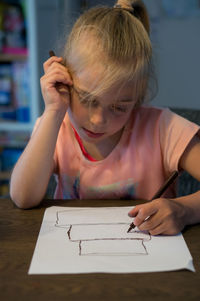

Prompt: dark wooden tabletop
[{"left": 1, "top": 198, "right": 200, "bottom": 301}]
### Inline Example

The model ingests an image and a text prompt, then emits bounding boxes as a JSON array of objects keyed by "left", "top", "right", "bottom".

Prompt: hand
[
  {"left": 40, "top": 55, "right": 73, "bottom": 113},
  {"left": 128, "top": 198, "right": 187, "bottom": 235}
]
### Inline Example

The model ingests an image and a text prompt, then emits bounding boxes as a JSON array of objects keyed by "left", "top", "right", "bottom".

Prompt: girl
[{"left": 10, "top": 0, "right": 200, "bottom": 235}]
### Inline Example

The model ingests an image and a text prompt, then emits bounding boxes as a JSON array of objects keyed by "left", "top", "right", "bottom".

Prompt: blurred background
[{"left": 0, "top": 0, "right": 200, "bottom": 197}]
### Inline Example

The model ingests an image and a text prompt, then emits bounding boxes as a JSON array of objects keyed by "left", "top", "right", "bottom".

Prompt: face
[{"left": 68, "top": 65, "right": 136, "bottom": 144}]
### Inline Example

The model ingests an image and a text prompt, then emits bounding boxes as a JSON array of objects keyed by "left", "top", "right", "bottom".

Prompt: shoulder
[
  {"left": 135, "top": 105, "right": 199, "bottom": 129},
  {"left": 130, "top": 106, "right": 199, "bottom": 147},
  {"left": 133, "top": 105, "right": 168, "bottom": 122},
  {"left": 131, "top": 105, "right": 170, "bottom": 131}
]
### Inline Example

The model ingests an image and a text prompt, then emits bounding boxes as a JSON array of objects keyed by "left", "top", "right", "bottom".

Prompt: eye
[
  {"left": 90, "top": 99, "right": 98, "bottom": 107},
  {"left": 77, "top": 93, "right": 91, "bottom": 106},
  {"left": 79, "top": 96, "right": 98, "bottom": 108},
  {"left": 79, "top": 96, "right": 90, "bottom": 105},
  {"left": 110, "top": 104, "right": 128, "bottom": 113}
]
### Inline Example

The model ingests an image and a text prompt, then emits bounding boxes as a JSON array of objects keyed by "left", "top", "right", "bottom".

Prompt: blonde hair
[{"left": 63, "top": 0, "right": 155, "bottom": 106}]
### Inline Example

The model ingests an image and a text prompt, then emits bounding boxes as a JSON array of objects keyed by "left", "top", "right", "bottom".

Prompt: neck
[{"left": 82, "top": 128, "right": 124, "bottom": 160}]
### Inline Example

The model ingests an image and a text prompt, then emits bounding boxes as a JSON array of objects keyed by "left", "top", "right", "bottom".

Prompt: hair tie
[
  {"left": 114, "top": 4, "right": 122, "bottom": 8},
  {"left": 113, "top": 3, "right": 135, "bottom": 15}
]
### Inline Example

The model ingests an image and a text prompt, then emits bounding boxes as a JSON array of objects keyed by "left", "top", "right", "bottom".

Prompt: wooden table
[{"left": 1, "top": 198, "right": 200, "bottom": 301}]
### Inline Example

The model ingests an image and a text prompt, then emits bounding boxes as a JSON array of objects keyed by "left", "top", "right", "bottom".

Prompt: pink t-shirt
[{"left": 45, "top": 106, "right": 199, "bottom": 200}]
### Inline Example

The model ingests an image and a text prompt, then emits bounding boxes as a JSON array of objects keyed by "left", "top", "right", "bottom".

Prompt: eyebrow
[
  {"left": 73, "top": 86, "right": 91, "bottom": 97},
  {"left": 118, "top": 98, "right": 134, "bottom": 103},
  {"left": 73, "top": 86, "right": 134, "bottom": 103}
]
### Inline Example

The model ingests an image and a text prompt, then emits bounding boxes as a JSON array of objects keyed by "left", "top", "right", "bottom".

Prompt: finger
[
  {"left": 43, "top": 56, "right": 63, "bottom": 73},
  {"left": 148, "top": 223, "right": 167, "bottom": 236},
  {"left": 150, "top": 219, "right": 182, "bottom": 236},
  {"left": 46, "top": 68, "right": 72, "bottom": 86},
  {"left": 47, "top": 65, "right": 73, "bottom": 87},
  {"left": 145, "top": 215, "right": 182, "bottom": 235},
  {"left": 41, "top": 74, "right": 68, "bottom": 90},
  {"left": 56, "top": 83, "right": 70, "bottom": 95},
  {"left": 133, "top": 203, "right": 158, "bottom": 227},
  {"left": 138, "top": 213, "right": 160, "bottom": 232},
  {"left": 41, "top": 75, "right": 71, "bottom": 98},
  {"left": 128, "top": 205, "right": 142, "bottom": 217},
  {"left": 46, "top": 61, "right": 68, "bottom": 73}
]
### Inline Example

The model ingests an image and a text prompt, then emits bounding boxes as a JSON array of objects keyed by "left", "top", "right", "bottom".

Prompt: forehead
[
  {"left": 73, "top": 62, "right": 106, "bottom": 90},
  {"left": 72, "top": 62, "right": 135, "bottom": 101}
]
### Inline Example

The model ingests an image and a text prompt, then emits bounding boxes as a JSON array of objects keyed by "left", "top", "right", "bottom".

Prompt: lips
[{"left": 83, "top": 127, "right": 105, "bottom": 138}]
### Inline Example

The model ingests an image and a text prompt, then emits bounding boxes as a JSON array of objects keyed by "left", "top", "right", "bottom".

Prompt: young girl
[{"left": 10, "top": 0, "right": 200, "bottom": 235}]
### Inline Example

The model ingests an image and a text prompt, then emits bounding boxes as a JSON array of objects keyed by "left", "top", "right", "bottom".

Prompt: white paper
[{"left": 28, "top": 206, "right": 195, "bottom": 274}]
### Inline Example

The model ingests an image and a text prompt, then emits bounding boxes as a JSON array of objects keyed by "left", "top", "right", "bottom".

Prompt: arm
[
  {"left": 10, "top": 55, "right": 72, "bottom": 209},
  {"left": 175, "top": 134, "right": 200, "bottom": 224},
  {"left": 128, "top": 134, "right": 200, "bottom": 235}
]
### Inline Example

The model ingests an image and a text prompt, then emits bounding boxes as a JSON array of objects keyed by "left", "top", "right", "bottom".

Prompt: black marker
[{"left": 49, "top": 50, "right": 56, "bottom": 57}]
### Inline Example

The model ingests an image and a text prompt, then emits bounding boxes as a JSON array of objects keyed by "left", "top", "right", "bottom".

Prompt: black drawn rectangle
[
  {"left": 68, "top": 224, "right": 151, "bottom": 241},
  {"left": 80, "top": 240, "right": 148, "bottom": 256}
]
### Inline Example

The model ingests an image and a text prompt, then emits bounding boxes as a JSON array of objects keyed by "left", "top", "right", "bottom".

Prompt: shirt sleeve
[{"left": 159, "top": 108, "right": 200, "bottom": 173}]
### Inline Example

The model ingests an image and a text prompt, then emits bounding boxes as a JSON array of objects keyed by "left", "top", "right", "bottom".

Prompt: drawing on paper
[{"left": 55, "top": 208, "right": 151, "bottom": 256}]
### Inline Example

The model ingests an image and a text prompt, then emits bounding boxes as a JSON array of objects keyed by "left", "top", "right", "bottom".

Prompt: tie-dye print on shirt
[
  {"left": 59, "top": 174, "right": 136, "bottom": 199},
  {"left": 85, "top": 178, "right": 136, "bottom": 199},
  {"left": 58, "top": 173, "right": 80, "bottom": 199}
]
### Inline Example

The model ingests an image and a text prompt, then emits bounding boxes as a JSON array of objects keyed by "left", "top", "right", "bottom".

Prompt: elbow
[
  {"left": 10, "top": 187, "right": 42, "bottom": 209},
  {"left": 9, "top": 173, "right": 47, "bottom": 209}
]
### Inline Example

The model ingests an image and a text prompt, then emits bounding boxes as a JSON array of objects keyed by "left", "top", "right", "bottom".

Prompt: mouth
[{"left": 82, "top": 127, "right": 105, "bottom": 138}]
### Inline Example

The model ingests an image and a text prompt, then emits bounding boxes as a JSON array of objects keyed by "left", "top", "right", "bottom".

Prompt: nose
[{"left": 89, "top": 106, "right": 107, "bottom": 127}]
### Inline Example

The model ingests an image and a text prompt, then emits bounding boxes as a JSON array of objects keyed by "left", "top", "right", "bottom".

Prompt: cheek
[
  {"left": 111, "top": 112, "right": 132, "bottom": 129},
  {"left": 68, "top": 100, "right": 88, "bottom": 124}
]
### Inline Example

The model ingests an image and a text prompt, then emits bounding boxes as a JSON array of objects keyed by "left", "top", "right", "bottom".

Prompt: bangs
[{"left": 64, "top": 27, "right": 150, "bottom": 102}]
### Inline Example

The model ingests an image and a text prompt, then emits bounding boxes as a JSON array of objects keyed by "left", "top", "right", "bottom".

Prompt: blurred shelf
[
  {"left": 0, "top": 123, "right": 30, "bottom": 147},
  {"left": 0, "top": 53, "right": 28, "bottom": 62},
  {"left": 0, "top": 141, "right": 28, "bottom": 148},
  {"left": 0, "top": 121, "right": 33, "bottom": 131},
  {"left": 0, "top": 171, "right": 11, "bottom": 181}
]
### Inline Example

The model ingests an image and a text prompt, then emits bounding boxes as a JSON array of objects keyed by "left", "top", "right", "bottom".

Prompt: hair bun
[
  {"left": 114, "top": 0, "right": 134, "bottom": 13},
  {"left": 114, "top": 0, "right": 150, "bottom": 35}
]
